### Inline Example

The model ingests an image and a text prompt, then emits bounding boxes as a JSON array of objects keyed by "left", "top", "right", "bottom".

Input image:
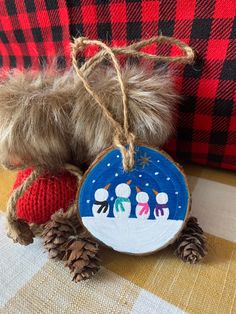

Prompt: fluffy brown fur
[
  {"left": 71, "top": 65, "right": 178, "bottom": 164},
  {"left": 0, "top": 69, "right": 75, "bottom": 169},
  {"left": 0, "top": 65, "right": 178, "bottom": 169}
]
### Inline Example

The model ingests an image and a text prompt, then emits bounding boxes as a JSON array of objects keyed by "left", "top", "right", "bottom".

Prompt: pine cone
[
  {"left": 63, "top": 235, "right": 100, "bottom": 282},
  {"left": 173, "top": 217, "right": 207, "bottom": 264},
  {"left": 42, "top": 211, "right": 81, "bottom": 260},
  {"left": 42, "top": 209, "right": 101, "bottom": 281}
]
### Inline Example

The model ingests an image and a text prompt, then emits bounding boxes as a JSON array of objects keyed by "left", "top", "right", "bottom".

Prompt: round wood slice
[{"left": 77, "top": 145, "right": 190, "bottom": 255}]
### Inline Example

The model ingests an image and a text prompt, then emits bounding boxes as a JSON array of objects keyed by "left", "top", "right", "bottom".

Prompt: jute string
[
  {"left": 71, "top": 36, "right": 195, "bottom": 171},
  {"left": 79, "top": 36, "right": 195, "bottom": 76},
  {"left": 7, "top": 169, "right": 42, "bottom": 221},
  {"left": 71, "top": 38, "right": 136, "bottom": 171}
]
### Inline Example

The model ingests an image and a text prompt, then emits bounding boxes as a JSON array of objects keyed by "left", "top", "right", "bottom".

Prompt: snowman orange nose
[
  {"left": 127, "top": 180, "right": 132, "bottom": 185},
  {"left": 136, "top": 187, "right": 141, "bottom": 193},
  {"left": 152, "top": 189, "right": 158, "bottom": 196},
  {"left": 104, "top": 183, "right": 111, "bottom": 190}
]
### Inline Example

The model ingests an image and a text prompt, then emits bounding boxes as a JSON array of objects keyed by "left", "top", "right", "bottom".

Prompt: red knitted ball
[{"left": 13, "top": 168, "right": 78, "bottom": 224}]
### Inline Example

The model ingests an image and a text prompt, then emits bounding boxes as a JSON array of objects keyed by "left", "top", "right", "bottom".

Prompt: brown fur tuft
[
  {"left": 0, "top": 69, "right": 75, "bottom": 169},
  {"left": 71, "top": 65, "right": 178, "bottom": 164},
  {"left": 0, "top": 65, "right": 178, "bottom": 169}
]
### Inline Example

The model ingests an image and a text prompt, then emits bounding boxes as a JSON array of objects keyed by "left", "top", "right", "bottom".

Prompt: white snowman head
[
  {"left": 115, "top": 182, "right": 131, "bottom": 198},
  {"left": 94, "top": 188, "right": 109, "bottom": 202},
  {"left": 156, "top": 192, "right": 168, "bottom": 204},
  {"left": 136, "top": 187, "right": 149, "bottom": 203}
]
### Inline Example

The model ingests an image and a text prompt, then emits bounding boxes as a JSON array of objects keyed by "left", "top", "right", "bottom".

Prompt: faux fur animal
[{"left": 0, "top": 65, "right": 178, "bottom": 169}]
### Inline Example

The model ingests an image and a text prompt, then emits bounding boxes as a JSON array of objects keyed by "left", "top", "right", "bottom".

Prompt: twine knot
[{"left": 71, "top": 37, "right": 87, "bottom": 52}]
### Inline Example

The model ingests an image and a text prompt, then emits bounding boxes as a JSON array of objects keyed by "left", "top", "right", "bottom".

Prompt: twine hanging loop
[
  {"left": 71, "top": 36, "right": 195, "bottom": 171},
  {"left": 71, "top": 37, "right": 136, "bottom": 171}
]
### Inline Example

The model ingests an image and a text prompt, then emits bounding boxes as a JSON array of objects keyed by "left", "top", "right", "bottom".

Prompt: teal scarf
[{"left": 115, "top": 197, "right": 130, "bottom": 212}]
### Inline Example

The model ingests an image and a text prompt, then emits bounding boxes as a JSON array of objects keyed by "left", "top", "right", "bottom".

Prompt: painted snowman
[
  {"left": 153, "top": 190, "right": 169, "bottom": 220},
  {"left": 113, "top": 180, "right": 132, "bottom": 218},
  {"left": 92, "top": 184, "right": 110, "bottom": 217},
  {"left": 135, "top": 187, "right": 150, "bottom": 219}
]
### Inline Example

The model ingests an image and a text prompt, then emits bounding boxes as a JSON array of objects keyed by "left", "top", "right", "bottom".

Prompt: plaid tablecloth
[
  {"left": 0, "top": 0, "right": 235, "bottom": 170},
  {"left": 0, "top": 167, "right": 236, "bottom": 313}
]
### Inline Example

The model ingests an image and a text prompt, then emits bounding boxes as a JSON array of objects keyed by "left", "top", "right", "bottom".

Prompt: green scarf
[{"left": 115, "top": 197, "right": 130, "bottom": 212}]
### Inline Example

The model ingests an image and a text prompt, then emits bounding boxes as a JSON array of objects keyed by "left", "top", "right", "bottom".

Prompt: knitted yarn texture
[{"left": 13, "top": 168, "right": 78, "bottom": 224}]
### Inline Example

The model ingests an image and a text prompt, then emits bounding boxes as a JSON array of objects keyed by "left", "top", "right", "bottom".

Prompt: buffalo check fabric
[
  {"left": 0, "top": 0, "right": 71, "bottom": 69},
  {"left": 0, "top": 0, "right": 235, "bottom": 170}
]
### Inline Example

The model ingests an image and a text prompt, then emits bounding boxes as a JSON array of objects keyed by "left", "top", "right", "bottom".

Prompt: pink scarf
[{"left": 138, "top": 202, "right": 149, "bottom": 215}]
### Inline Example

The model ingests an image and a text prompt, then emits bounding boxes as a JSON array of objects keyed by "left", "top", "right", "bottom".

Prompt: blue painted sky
[{"left": 78, "top": 146, "right": 189, "bottom": 220}]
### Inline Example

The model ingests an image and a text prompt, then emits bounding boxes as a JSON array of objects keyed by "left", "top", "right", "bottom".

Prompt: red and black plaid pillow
[
  {"left": 0, "top": 0, "right": 71, "bottom": 69},
  {"left": 0, "top": 0, "right": 235, "bottom": 170}
]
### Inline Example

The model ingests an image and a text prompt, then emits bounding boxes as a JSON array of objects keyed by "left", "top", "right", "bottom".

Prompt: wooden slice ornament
[
  {"left": 72, "top": 37, "right": 194, "bottom": 255},
  {"left": 78, "top": 145, "right": 190, "bottom": 254}
]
